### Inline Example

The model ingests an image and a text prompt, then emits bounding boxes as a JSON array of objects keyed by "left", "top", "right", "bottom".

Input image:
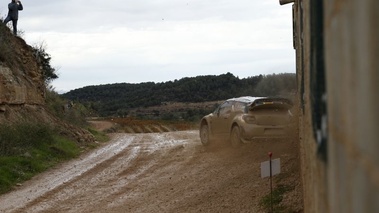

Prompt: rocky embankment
[{"left": 0, "top": 26, "right": 93, "bottom": 144}]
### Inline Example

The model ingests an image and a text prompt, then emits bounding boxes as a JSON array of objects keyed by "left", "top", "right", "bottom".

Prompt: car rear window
[
  {"left": 234, "top": 102, "right": 248, "bottom": 112},
  {"left": 250, "top": 98, "right": 293, "bottom": 111}
]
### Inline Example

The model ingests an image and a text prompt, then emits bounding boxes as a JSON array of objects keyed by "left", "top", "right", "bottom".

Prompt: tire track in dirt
[
  {"left": 0, "top": 132, "right": 198, "bottom": 213},
  {"left": 0, "top": 134, "right": 137, "bottom": 212},
  {"left": 0, "top": 131, "right": 302, "bottom": 213}
]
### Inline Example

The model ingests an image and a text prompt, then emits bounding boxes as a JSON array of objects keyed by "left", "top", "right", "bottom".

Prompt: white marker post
[
  {"left": 260, "top": 152, "right": 281, "bottom": 213},
  {"left": 268, "top": 152, "right": 273, "bottom": 213}
]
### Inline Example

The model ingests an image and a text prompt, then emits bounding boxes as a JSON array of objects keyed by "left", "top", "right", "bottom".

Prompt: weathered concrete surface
[
  {"left": 290, "top": 0, "right": 379, "bottom": 212},
  {"left": 324, "top": 0, "right": 379, "bottom": 212}
]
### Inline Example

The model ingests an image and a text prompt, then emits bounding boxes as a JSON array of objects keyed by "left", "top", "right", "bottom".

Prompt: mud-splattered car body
[{"left": 199, "top": 96, "right": 293, "bottom": 147}]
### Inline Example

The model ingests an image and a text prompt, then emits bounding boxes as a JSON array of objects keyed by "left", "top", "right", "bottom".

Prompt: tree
[
  {"left": 32, "top": 43, "right": 58, "bottom": 85},
  {"left": 254, "top": 73, "right": 296, "bottom": 97}
]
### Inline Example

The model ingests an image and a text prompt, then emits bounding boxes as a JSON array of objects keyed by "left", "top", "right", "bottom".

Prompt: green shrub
[
  {"left": 0, "top": 123, "right": 81, "bottom": 194},
  {"left": 87, "top": 127, "right": 109, "bottom": 143},
  {"left": 259, "top": 184, "right": 294, "bottom": 212},
  {"left": 0, "top": 22, "right": 17, "bottom": 67},
  {"left": 31, "top": 43, "right": 58, "bottom": 85},
  {"left": 45, "top": 88, "right": 89, "bottom": 127},
  {"left": 0, "top": 123, "right": 54, "bottom": 156}
]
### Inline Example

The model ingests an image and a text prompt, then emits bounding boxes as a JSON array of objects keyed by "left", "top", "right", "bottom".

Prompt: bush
[
  {"left": 0, "top": 123, "right": 81, "bottom": 194},
  {"left": 0, "top": 21, "right": 17, "bottom": 67},
  {"left": 46, "top": 88, "right": 90, "bottom": 127},
  {"left": 31, "top": 43, "right": 58, "bottom": 85},
  {"left": 0, "top": 123, "right": 54, "bottom": 156},
  {"left": 259, "top": 184, "right": 294, "bottom": 212}
]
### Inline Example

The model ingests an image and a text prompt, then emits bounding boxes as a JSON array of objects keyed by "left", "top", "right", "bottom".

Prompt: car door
[{"left": 211, "top": 101, "right": 233, "bottom": 136}]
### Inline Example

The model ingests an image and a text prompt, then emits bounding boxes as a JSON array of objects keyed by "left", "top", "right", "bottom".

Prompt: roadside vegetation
[
  {"left": 0, "top": 24, "right": 109, "bottom": 194},
  {"left": 0, "top": 20, "right": 18, "bottom": 69},
  {"left": 0, "top": 92, "right": 108, "bottom": 195},
  {"left": 45, "top": 88, "right": 91, "bottom": 127},
  {"left": 0, "top": 91, "right": 109, "bottom": 195},
  {"left": 260, "top": 184, "right": 295, "bottom": 212},
  {"left": 0, "top": 123, "right": 79, "bottom": 194}
]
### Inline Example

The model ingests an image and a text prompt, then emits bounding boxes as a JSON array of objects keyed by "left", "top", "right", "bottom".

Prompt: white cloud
[{"left": 6, "top": 0, "right": 295, "bottom": 92}]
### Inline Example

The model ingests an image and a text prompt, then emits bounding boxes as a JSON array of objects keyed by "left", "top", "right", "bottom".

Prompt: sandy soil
[
  {"left": 87, "top": 120, "right": 116, "bottom": 132},
  {"left": 0, "top": 128, "right": 302, "bottom": 213}
]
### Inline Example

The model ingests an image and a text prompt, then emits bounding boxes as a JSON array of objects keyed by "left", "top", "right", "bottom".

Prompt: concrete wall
[
  {"left": 286, "top": 0, "right": 379, "bottom": 212},
  {"left": 291, "top": 1, "right": 329, "bottom": 212},
  {"left": 324, "top": 0, "right": 379, "bottom": 212}
]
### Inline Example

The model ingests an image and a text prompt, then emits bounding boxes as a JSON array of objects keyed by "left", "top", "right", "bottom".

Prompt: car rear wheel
[
  {"left": 200, "top": 124, "right": 211, "bottom": 146},
  {"left": 230, "top": 125, "right": 241, "bottom": 148}
]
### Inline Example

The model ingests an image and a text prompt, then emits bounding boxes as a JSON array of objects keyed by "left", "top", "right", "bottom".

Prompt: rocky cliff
[
  {"left": 0, "top": 26, "right": 45, "bottom": 106},
  {"left": 0, "top": 23, "right": 94, "bottom": 143}
]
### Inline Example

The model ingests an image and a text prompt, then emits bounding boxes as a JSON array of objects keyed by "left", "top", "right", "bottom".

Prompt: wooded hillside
[{"left": 62, "top": 72, "right": 296, "bottom": 117}]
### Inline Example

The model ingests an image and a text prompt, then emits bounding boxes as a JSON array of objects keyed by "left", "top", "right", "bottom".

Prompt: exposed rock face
[
  {"left": 0, "top": 65, "right": 44, "bottom": 105},
  {"left": 0, "top": 27, "right": 95, "bottom": 144},
  {"left": 0, "top": 36, "right": 45, "bottom": 105}
]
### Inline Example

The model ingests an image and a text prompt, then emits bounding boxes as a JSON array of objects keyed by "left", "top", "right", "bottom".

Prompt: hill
[{"left": 62, "top": 73, "right": 296, "bottom": 118}]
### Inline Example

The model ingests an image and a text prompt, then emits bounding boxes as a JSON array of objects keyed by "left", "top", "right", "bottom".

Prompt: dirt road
[{"left": 0, "top": 131, "right": 302, "bottom": 213}]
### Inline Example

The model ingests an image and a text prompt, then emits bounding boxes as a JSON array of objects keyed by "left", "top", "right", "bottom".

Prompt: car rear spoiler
[{"left": 249, "top": 98, "right": 293, "bottom": 110}]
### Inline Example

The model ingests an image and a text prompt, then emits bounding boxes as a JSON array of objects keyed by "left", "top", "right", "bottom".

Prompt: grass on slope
[{"left": 0, "top": 123, "right": 81, "bottom": 194}]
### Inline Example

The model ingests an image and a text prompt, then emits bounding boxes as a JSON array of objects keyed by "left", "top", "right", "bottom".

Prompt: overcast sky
[{"left": 1, "top": 0, "right": 295, "bottom": 93}]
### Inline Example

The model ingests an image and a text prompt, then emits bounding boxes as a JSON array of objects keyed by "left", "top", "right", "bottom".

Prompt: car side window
[
  {"left": 213, "top": 102, "right": 224, "bottom": 114},
  {"left": 219, "top": 101, "right": 233, "bottom": 116}
]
